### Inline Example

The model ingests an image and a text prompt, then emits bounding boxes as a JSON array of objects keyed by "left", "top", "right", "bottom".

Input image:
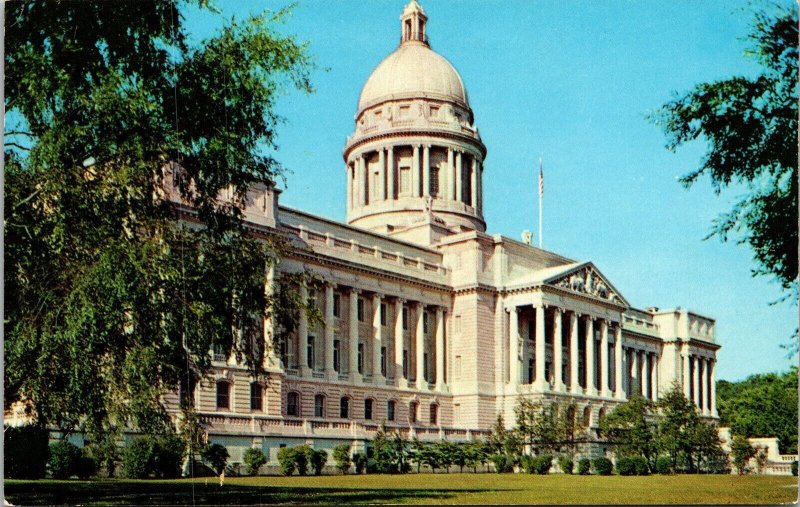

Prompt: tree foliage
[
  {"left": 4, "top": 1, "right": 314, "bottom": 440},
  {"left": 650, "top": 4, "right": 798, "bottom": 295},
  {"left": 598, "top": 395, "right": 658, "bottom": 468},
  {"left": 716, "top": 367, "right": 798, "bottom": 454}
]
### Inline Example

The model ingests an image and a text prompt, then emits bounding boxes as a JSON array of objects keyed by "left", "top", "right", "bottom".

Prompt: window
[
  {"left": 340, "top": 397, "right": 350, "bottom": 419},
  {"left": 213, "top": 343, "right": 226, "bottom": 362},
  {"left": 314, "top": 394, "right": 325, "bottom": 418},
  {"left": 216, "top": 381, "right": 231, "bottom": 410},
  {"left": 333, "top": 294, "right": 341, "bottom": 318},
  {"left": 333, "top": 339, "right": 341, "bottom": 372},
  {"left": 279, "top": 339, "right": 288, "bottom": 367},
  {"left": 583, "top": 406, "right": 591, "bottom": 427},
  {"left": 409, "top": 402, "right": 418, "bottom": 424},
  {"left": 423, "top": 312, "right": 429, "bottom": 334},
  {"left": 387, "top": 400, "right": 396, "bottom": 421},
  {"left": 400, "top": 166, "right": 411, "bottom": 195},
  {"left": 357, "top": 343, "right": 364, "bottom": 374},
  {"left": 250, "top": 382, "right": 263, "bottom": 412},
  {"left": 287, "top": 392, "right": 300, "bottom": 416},
  {"left": 430, "top": 167, "right": 440, "bottom": 197},
  {"left": 402, "top": 308, "right": 409, "bottom": 330},
  {"left": 455, "top": 355, "right": 462, "bottom": 379},
  {"left": 453, "top": 404, "right": 460, "bottom": 422},
  {"left": 380, "top": 347, "right": 387, "bottom": 377},
  {"left": 364, "top": 399, "right": 374, "bottom": 420},
  {"left": 357, "top": 298, "right": 365, "bottom": 322},
  {"left": 380, "top": 303, "right": 387, "bottom": 326},
  {"left": 423, "top": 352, "right": 429, "bottom": 382},
  {"left": 307, "top": 336, "right": 314, "bottom": 369},
  {"left": 402, "top": 350, "right": 409, "bottom": 378},
  {"left": 429, "top": 404, "right": 438, "bottom": 425},
  {"left": 455, "top": 315, "right": 462, "bottom": 333},
  {"left": 179, "top": 377, "right": 196, "bottom": 409},
  {"left": 528, "top": 358, "right": 534, "bottom": 384}
]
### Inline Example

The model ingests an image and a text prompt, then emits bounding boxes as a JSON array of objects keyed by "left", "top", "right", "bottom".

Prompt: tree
[
  {"left": 730, "top": 435, "right": 756, "bottom": 475},
  {"left": 716, "top": 367, "right": 798, "bottom": 454},
  {"left": 599, "top": 396, "right": 658, "bottom": 470},
  {"left": 332, "top": 444, "right": 352, "bottom": 475},
  {"left": 200, "top": 443, "right": 229, "bottom": 476},
  {"left": 243, "top": 448, "right": 267, "bottom": 476},
  {"left": 486, "top": 414, "right": 521, "bottom": 464},
  {"left": 650, "top": 5, "right": 798, "bottom": 296},
  {"left": 5, "top": 1, "right": 314, "bottom": 443}
]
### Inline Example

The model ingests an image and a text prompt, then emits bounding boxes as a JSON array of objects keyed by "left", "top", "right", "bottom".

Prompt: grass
[{"left": 5, "top": 473, "right": 797, "bottom": 505}]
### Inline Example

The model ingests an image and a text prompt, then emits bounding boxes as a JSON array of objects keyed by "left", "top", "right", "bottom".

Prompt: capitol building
[{"left": 166, "top": 1, "right": 720, "bottom": 467}]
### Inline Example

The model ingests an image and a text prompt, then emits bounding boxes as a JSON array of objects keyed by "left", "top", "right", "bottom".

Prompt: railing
[{"left": 312, "top": 371, "right": 325, "bottom": 379}]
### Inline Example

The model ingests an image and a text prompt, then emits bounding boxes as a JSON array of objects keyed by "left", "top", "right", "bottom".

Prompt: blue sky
[{"left": 186, "top": 0, "right": 796, "bottom": 382}]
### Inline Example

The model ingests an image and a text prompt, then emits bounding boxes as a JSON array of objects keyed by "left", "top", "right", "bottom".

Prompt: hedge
[
  {"left": 592, "top": 457, "right": 613, "bottom": 475},
  {"left": 557, "top": 455, "right": 574, "bottom": 474},
  {"left": 577, "top": 458, "right": 591, "bottom": 475}
]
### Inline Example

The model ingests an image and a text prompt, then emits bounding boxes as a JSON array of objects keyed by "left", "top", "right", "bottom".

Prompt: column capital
[
  {"left": 372, "top": 292, "right": 383, "bottom": 301},
  {"left": 349, "top": 287, "right": 361, "bottom": 295},
  {"left": 505, "top": 306, "right": 520, "bottom": 314},
  {"left": 325, "top": 281, "right": 337, "bottom": 289},
  {"left": 553, "top": 306, "right": 564, "bottom": 314}
]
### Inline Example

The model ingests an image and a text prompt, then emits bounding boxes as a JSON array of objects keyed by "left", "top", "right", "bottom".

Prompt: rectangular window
[
  {"left": 333, "top": 294, "right": 341, "bottom": 318},
  {"left": 423, "top": 312, "right": 429, "bottom": 334},
  {"left": 453, "top": 404, "right": 460, "bottom": 422},
  {"left": 213, "top": 343, "right": 226, "bottom": 362},
  {"left": 387, "top": 400, "right": 396, "bottom": 421},
  {"left": 455, "top": 355, "right": 462, "bottom": 379},
  {"left": 455, "top": 315, "right": 462, "bottom": 334},
  {"left": 402, "top": 308, "right": 409, "bottom": 330},
  {"left": 250, "top": 383, "right": 263, "bottom": 412},
  {"left": 357, "top": 343, "right": 364, "bottom": 374},
  {"left": 364, "top": 399, "right": 373, "bottom": 420},
  {"left": 333, "top": 339, "right": 341, "bottom": 373},
  {"left": 528, "top": 358, "right": 534, "bottom": 384},
  {"left": 380, "top": 347, "right": 387, "bottom": 377},
  {"left": 216, "top": 382, "right": 230, "bottom": 410},
  {"left": 307, "top": 336, "right": 314, "bottom": 369},
  {"left": 400, "top": 166, "right": 411, "bottom": 195},
  {"left": 357, "top": 298, "right": 365, "bottom": 322},
  {"left": 403, "top": 350, "right": 409, "bottom": 378},
  {"left": 381, "top": 303, "right": 387, "bottom": 326},
  {"left": 423, "top": 352, "right": 429, "bottom": 382},
  {"left": 314, "top": 396, "right": 325, "bottom": 418},
  {"left": 430, "top": 167, "right": 440, "bottom": 197}
]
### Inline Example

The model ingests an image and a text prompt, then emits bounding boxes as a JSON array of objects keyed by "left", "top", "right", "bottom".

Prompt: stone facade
[{"left": 163, "top": 0, "right": 720, "bottom": 470}]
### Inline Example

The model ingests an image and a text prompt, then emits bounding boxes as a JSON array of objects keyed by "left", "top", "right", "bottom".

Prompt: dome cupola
[{"left": 343, "top": 1, "right": 487, "bottom": 245}]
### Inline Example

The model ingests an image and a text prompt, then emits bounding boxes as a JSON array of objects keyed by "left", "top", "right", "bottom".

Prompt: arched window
[
  {"left": 250, "top": 382, "right": 264, "bottom": 412},
  {"left": 287, "top": 392, "right": 300, "bottom": 417},
  {"left": 216, "top": 381, "right": 231, "bottom": 410},
  {"left": 429, "top": 403, "right": 438, "bottom": 425},
  {"left": 409, "top": 401, "right": 419, "bottom": 424},
  {"left": 583, "top": 406, "right": 592, "bottom": 428},
  {"left": 387, "top": 400, "right": 396, "bottom": 421},
  {"left": 598, "top": 407, "right": 607, "bottom": 422},
  {"left": 314, "top": 394, "right": 326, "bottom": 418},
  {"left": 364, "top": 399, "right": 374, "bottom": 420},
  {"left": 340, "top": 397, "right": 350, "bottom": 419}
]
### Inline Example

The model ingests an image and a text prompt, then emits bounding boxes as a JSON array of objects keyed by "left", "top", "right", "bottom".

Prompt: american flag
[{"left": 538, "top": 158, "right": 544, "bottom": 198}]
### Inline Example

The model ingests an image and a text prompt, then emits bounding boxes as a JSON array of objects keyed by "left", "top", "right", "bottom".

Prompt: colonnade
[
  {"left": 287, "top": 282, "right": 448, "bottom": 392},
  {"left": 347, "top": 144, "right": 482, "bottom": 212},
  {"left": 624, "top": 347, "right": 659, "bottom": 401},
  {"left": 682, "top": 350, "right": 716, "bottom": 416}
]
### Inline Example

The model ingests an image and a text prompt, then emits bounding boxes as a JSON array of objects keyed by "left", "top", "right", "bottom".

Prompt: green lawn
[{"left": 5, "top": 473, "right": 797, "bottom": 505}]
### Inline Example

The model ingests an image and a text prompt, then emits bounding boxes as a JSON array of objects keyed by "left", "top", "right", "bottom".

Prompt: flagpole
[{"left": 538, "top": 156, "right": 543, "bottom": 248}]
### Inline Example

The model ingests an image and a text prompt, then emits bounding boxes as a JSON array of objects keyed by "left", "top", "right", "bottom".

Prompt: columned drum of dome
[{"left": 343, "top": 0, "right": 487, "bottom": 246}]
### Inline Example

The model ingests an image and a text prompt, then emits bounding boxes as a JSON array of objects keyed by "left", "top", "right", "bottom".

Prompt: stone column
[
  {"left": 585, "top": 316, "right": 596, "bottom": 395},
  {"left": 378, "top": 148, "right": 386, "bottom": 201},
  {"left": 324, "top": 283, "right": 336, "bottom": 378},
  {"left": 682, "top": 344, "right": 691, "bottom": 399},
  {"left": 372, "top": 293, "right": 384, "bottom": 382},
  {"left": 298, "top": 285, "right": 309, "bottom": 375},
  {"left": 476, "top": 160, "right": 483, "bottom": 213},
  {"left": 470, "top": 156, "right": 478, "bottom": 208},
  {"left": 422, "top": 145, "right": 431, "bottom": 197},
  {"left": 447, "top": 147, "right": 455, "bottom": 200},
  {"left": 349, "top": 288, "right": 361, "bottom": 382},
  {"left": 569, "top": 312, "right": 580, "bottom": 394},
  {"left": 415, "top": 302, "right": 426, "bottom": 389},
  {"left": 263, "top": 264, "right": 280, "bottom": 369},
  {"left": 614, "top": 323, "right": 624, "bottom": 399},
  {"left": 630, "top": 349, "right": 639, "bottom": 396},
  {"left": 359, "top": 155, "right": 367, "bottom": 207},
  {"left": 394, "top": 299, "right": 406, "bottom": 387},
  {"left": 455, "top": 151, "right": 463, "bottom": 203},
  {"left": 692, "top": 355, "right": 700, "bottom": 409},
  {"left": 709, "top": 359, "right": 718, "bottom": 417},
  {"left": 553, "top": 308, "right": 565, "bottom": 391},
  {"left": 509, "top": 308, "right": 520, "bottom": 388},
  {"left": 600, "top": 319, "right": 609, "bottom": 397},
  {"left": 700, "top": 357, "right": 708, "bottom": 415},
  {"left": 346, "top": 164, "right": 353, "bottom": 212},
  {"left": 651, "top": 354, "right": 659, "bottom": 401},
  {"left": 412, "top": 145, "right": 421, "bottom": 197},
  {"left": 435, "top": 307, "right": 445, "bottom": 390},
  {"left": 641, "top": 351, "right": 650, "bottom": 400},
  {"left": 535, "top": 305, "right": 547, "bottom": 389},
  {"left": 387, "top": 147, "right": 395, "bottom": 200}
]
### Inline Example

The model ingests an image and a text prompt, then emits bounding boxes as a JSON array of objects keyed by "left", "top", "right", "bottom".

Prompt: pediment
[{"left": 546, "top": 262, "right": 629, "bottom": 307}]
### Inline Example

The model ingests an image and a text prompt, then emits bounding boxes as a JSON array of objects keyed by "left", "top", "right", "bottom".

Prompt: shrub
[
  {"left": 557, "top": 455, "right": 573, "bottom": 474},
  {"left": 631, "top": 456, "right": 649, "bottom": 476},
  {"left": 49, "top": 440, "right": 84, "bottom": 479},
  {"left": 592, "top": 457, "right": 613, "bottom": 475},
  {"left": 310, "top": 449, "right": 328, "bottom": 476},
  {"left": 520, "top": 455, "right": 535, "bottom": 474},
  {"left": 577, "top": 458, "right": 591, "bottom": 475},
  {"left": 616, "top": 457, "right": 635, "bottom": 476},
  {"left": 332, "top": 444, "right": 352, "bottom": 474},
  {"left": 5, "top": 425, "right": 49, "bottom": 479},
  {"left": 490, "top": 453, "right": 513, "bottom": 473},
  {"left": 352, "top": 452, "right": 367, "bottom": 474},
  {"left": 122, "top": 438, "right": 152, "bottom": 479},
  {"left": 243, "top": 448, "right": 267, "bottom": 476},
  {"left": 533, "top": 454, "right": 553, "bottom": 475},
  {"left": 277, "top": 447, "right": 297, "bottom": 476},
  {"left": 294, "top": 445, "right": 310, "bottom": 476},
  {"left": 75, "top": 455, "right": 97, "bottom": 480},
  {"left": 792, "top": 460, "right": 798, "bottom": 477},
  {"left": 655, "top": 456, "right": 672, "bottom": 475},
  {"left": 152, "top": 435, "right": 185, "bottom": 479},
  {"left": 200, "top": 443, "right": 229, "bottom": 475}
]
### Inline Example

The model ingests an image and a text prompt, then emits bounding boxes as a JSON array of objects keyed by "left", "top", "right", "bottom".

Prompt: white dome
[{"left": 357, "top": 43, "right": 469, "bottom": 112}]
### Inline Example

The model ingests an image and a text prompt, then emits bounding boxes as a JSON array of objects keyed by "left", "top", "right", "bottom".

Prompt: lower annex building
[{"left": 164, "top": 1, "right": 720, "bottom": 469}]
